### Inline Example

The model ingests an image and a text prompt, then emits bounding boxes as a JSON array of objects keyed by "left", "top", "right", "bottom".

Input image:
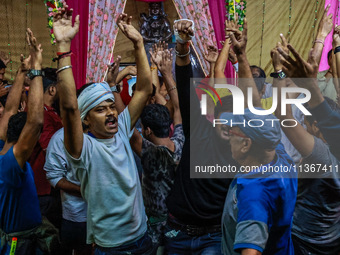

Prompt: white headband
[{"left": 77, "top": 81, "right": 114, "bottom": 122}]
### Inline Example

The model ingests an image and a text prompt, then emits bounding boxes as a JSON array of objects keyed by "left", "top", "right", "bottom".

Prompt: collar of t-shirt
[{"left": 87, "top": 131, "right": 116, "bottom": 146}]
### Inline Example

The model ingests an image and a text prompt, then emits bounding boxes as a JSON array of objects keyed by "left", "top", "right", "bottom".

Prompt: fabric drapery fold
[
  {"left": 67, "top": 0, "right": 90, "bottom": 89},
  {"left": 87, "top": 0, "right": 127, "bottom": 83},
  {"left": 208, "top": 0, "right": 236, "bottom": 80}
]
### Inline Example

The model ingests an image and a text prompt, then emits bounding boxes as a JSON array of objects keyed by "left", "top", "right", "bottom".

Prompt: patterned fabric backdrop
[
  {"left": 172, "top": 0, "right": 216, "bottom": 75},
  {"left": 87, "top": 0, "right": 126, "bottom": 83}
]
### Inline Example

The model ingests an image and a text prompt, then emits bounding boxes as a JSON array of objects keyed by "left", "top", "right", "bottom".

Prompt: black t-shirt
[{"left": 166, "top": 64, "right": 238, "bottom": 226}]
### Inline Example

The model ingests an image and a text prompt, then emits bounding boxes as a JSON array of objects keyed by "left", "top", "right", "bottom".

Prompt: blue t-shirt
[
  {"left": 0, "top": 140, "right": 41, "bottom": 233},
  {"left": 222, "top": 143, "right": 298, "bottom": 255}
]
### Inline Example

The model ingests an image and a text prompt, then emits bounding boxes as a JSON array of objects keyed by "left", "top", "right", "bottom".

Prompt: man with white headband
[{"left": 52, "top": 6, "right": 154, "bottom": 254}]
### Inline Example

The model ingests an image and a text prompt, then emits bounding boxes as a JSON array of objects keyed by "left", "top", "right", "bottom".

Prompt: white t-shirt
[
  {"left": 44, "top": 128, "right": 87, "bottom": 222},
  {"left": 65, "top": 107, "right": 147, "bottom": 247}
]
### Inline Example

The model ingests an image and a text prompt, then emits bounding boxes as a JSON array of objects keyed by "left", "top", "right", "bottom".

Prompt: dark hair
[
  {"left": 7, "top": 112, "right": 27, "bottom": 143},
  {"left": 132, "top": 84, "right": 156, "bottom": 97},
  {"left": 158, "top": 76, "right": 164, "bottom": 86},
  {"left": 0, "top": 59, "right": 6, "bottom": 69},
  {"left": 141, "top": 104, "right": 171, "bottom": 138},
  {"left": 42, "top": 68, "right": 57, "bottom": 92},
  {"left": 0, "top": 95, "right": 7, "bottom": 107},
  {"left": 214, "top": 95, "right": 234, "bottom": 118},
  {"left": 305, "top": 96, "right": 340, "bottom": 125},
  {"left": 77, "top": 82, "right": 95, "bottom": 97},
  {"left": 250, "top": 65, "right": 266, "bottom": 92}
]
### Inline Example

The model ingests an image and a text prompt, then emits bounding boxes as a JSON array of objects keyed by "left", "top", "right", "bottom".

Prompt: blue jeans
[
  {"left": 164, "top": 223, "right": 223, "bottom": 255},
  {"left": 94, "top": 232, "right": 155, "bottom": 255}
]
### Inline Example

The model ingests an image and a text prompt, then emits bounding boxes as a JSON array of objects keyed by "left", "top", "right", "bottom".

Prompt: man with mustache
[{"left": 52, "top": 6, "right": 154, "bottom": 254}]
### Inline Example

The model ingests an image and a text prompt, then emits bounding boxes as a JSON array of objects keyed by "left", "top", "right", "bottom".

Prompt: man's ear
[
  {"left": 145, "top": 127, "right": 152, "bottom": 136},
  {"left": 49, "top": 85, "right": 56, "bottom": 96},
  {"left": 83, "top": 115, "right": 90, "bottom": 127},
  {"left": 241, "top": 138, "right": 252, "bottom": 154}
]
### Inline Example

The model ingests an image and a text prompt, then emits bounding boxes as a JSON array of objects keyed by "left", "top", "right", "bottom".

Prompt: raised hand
[
  {"left": 53, "top": 4, "right": 80, "bottom": 45},
  {"left": 225, "top": 13, "right": 240, "bottom": 38},
  {"left": 270, "top": 47, "right": 284, "bottom": 72},
  {"left": 278, "top": 44, "right": 318, "bottom": 87},
  {"left": 227, "top": 17, "right": 247, "bottom": 55},
  {"left": 157, "top": 50, "right": 173, "bottom": 75},
  {"left": 204, "top": 45, "right": 218, "bottom": 63},
  {"left": 278, "top": 33, "right": 289, "bottom": 54},
  {"left": 150, "top": 41, "right": 168, "bottom": 66},
  {"left": 271, "top": 34, "right": 289, "bottom": 71},
  {"left": 173, "top": 20, "right": 194, "bottom": 42},
  {"left": 26, "top": 28, "right": 42, "bottom": 68},
  {"left": 20, "top": 54, "right": 31, "bottom": 72},
  {"left": 117, "top": 13, "right": 143, "bottom": 45},
  {"left": 106, "top": 55, "right": 121, "bottom": 86},
  {"left": 317, "top": 5, "right": 333, "bottom": 40},
  {"left": 228, "top": 47, "right": 237, "bottom": 64},
  {"left": 0, "top": 51, "right": 10, "bottom": 66}
]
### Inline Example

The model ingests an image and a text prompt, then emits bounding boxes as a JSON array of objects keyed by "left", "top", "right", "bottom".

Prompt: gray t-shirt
[
  {"left": 292, "top": 137, "right": 340, "bottom": 254},
  {"left": 141, "top": 124, "right": 184, "bottom": 217},
  {"left": 44, "top": 128, "right": 87, "bottom": 222},
  {"left": 65, "top": 107, "right": 147, "bottom": 247}
]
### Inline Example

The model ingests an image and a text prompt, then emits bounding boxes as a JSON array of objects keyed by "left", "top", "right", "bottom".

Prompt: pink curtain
[
  {"left": 66, "top": 0, "right": 89, "bottom": 89},
  {"left": 319, "top": 0, "right": 340, "bottom": 72},
  {"left": 136, "top": 0, "right": 166, "bottom": 2},
  {"left": 173, "top": 0, "right": 216, "bottom": 75},
  {"left": 208, "top": 0, "right": 236, "bottom": 80},
  {"left": 86, "top": 0, "right": 126, "bottom": 83}
]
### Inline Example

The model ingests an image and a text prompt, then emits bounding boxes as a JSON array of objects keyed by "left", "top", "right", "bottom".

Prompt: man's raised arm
[
  {"left": 13, "top": 29, "right": 44, "bottom": 168},
  {"left": 272, "top": 41, "right": 315, "bottom": 157},
  {"left": 117, "top": 13, "right": 152, "bottom": 129},
  {"left": 53, "top": 5, "right": 82, "bottom": 158},
  {"left": 158, "top": 50, "right": 182, "bottom": 126},
  {"left": 311, "top": 5, "right": 333, "bottom": 66},
  {"left": 227, "top": 18, "right": 262, "bottom": 108},
  {"left": 173, "top": 20, "right": 194, "bottom": 138},
  {"left": 0, "top": 54, "right": 30, "bottom": 141}
]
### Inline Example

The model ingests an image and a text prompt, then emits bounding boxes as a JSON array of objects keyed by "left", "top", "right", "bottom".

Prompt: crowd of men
[{"left": 0, "top": 3, "right": 339, "bottom": 255}]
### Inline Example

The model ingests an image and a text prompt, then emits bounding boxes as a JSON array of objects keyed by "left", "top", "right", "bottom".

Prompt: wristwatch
[
  {"left": 27, "top": 69, "right": 43, "bottom": 80},
  {"left": 270, "top": 70, "right": 286, "bottom": 79},
  {"left": 110, "top": 84, "right": 121, "bottom": 93}
]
